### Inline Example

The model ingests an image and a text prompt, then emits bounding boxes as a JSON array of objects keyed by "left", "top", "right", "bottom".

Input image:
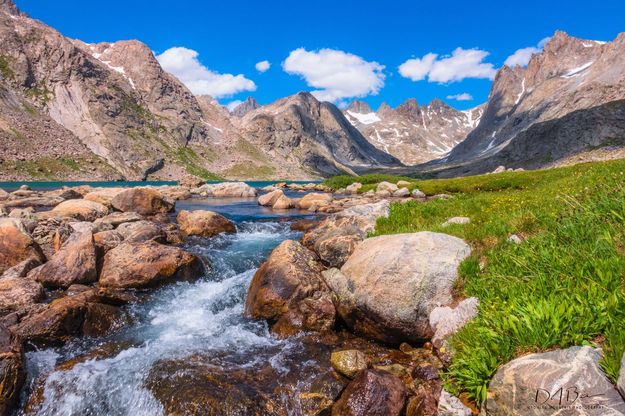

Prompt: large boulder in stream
[
  {"left": 485, "top": 346, "right": 625, "bottom": 415},
  {"left": 302, "top": 200, "right": 390, "bottom": 268},
  {"left": 323, "top": 232, "right": 471, "bottom": 343},
  {"left": 11, "top": 288, "right": 130, "bottom": 346},
  {"left": 0, "top": 324, "right": 24, "bottom": 416},
  {"left": 245, "top": 240, "right": 335, "bottom": 336},
  {"left": 99, "top": 241, "right": 203, "bottom": 288},
  {"left": 331, "top": 369, "right": 406, "bottom": 416},
  {"left": 176, "top": 210, "right": 236, "bottom": 238},
  {"left": 195, "top": 182, "right": 257, "bottom": 198},
  {"left": 111, "top": 188, "right": 174, "bottom": 216},
  {"left": 29, "top": 231, "right": 97, "bottom": 288},
  {"left": 0, "top": 218, "right": 46, "bottom": 275}
]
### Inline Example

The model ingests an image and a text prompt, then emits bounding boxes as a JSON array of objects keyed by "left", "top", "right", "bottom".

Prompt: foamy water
[{"left": 22, "top": 220, "right": 304, "bottom": 415}]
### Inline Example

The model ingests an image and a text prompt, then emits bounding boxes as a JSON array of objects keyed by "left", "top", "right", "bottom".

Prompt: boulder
[
  {"left": 377, "top": 181, "right": 398, "bottom": 193},
  {"left": 397, "top": 180, "right": 411, "bottom": 187},
  {"left": 196, "top": 182, "right": 257, "bottom": 198},
  {"left": 12, "top": 290, "right": 127, "bottom": 345},
  {"left": 0, "top": 278, "right": 45, "bottom": 313},
  {"left": 331, "top": 369, "right": 406, "bottom": 416},
  {"left": 272, "top": 194, "right": 294, "bottom": 210},
  {"left": 93, "top": 230, "right": 124, "bottom": 255},
  {"left": 331, "top": 350, "right": 368, "bottom": 378},
  {"left": 412, "top": 189, "right": 426, "bottom": 199},
  {"left": 298, "top": 193, "right": 333, "bottom": 210},
  {"left": 49, "top": 199, "right": 109, "bottom": 221},
  {"left": 375, "top": 190, "right": 391, "bottom": 197},
  {"left": 290, "top": 218, "right": 321, "bottom": 232},
  {"left": 393, "top": 188, "right": 410, "bottom": 197},
  {"left": 93, "top": 212, "right": 143, "bottom": 230},
  {"left": 83, "top": 187, "right": 125, "bottom": 206},
  {"left": 0, "top": 188, "right": 8, "bottom": 201},
  {"left": 486, "top": 346, "right": 625, "bottom": 415},
  {"left": 492, "top": 165, "right": 506, "bottom": 174},
  {"left": 99, "top": 241, "right": 203, "bottom": 288},
  {"left": 245, "top": 240, "right": 335, "bottom": 336},
  {"left": 0, "top": 218, "right": 45, "bottom": 275},
  {"left": 258, "top": 189, "right": 283, "bottom": 206},
  {"left": 508, "top": 234, "right": 523, "bottom": 244},
  {"left": 176, "top": 210, "right": 236, "bottom": 237},
  {"left": 0, "top": 257, "right": 42, "bottom": 280},
  {"left": 116, "top": 220, "right": 165, "bottom": 243},
  {"left": 111, "top": 188, "right": 174, "bottom": 215},
  {"left": 345, "top": 182, "right": 362, "bottom": 194},
  {"left": 302, "top": 201, "right": 390, "bottom": 268},
  {"left": 29, "top": 231, "right": 97, "bottom": 288},
  {"left": 0, "top": 324, "right": 24, "bottom": 416},
  {"left": 323, "top": 232, "right": 471, "bottom": 343},
  {"left": 442, "top": 217, "right": 471, "bottom": 227},
  {"left": 437, "top": 389, "right": 472, "bottom": 416},
  {"left": 30, "top": 217, "right": 73, "bottom": 247},
  {"left": 429, "top": 297, "right": 479, "bottom": 349}
]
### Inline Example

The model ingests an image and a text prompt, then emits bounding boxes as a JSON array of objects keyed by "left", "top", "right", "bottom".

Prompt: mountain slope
[
  {"left": 426, "top": 31, "right": 625, "bottom": 176},
  {"left": 0, "top": 0, "right": 400, "bottom": 181},
  {"left": 344, "top": 99, "right": 484, "bottom": 165}
]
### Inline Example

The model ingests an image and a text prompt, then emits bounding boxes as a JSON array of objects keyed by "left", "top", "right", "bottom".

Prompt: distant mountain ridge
[
  {"left": 343, "top": 98, "right": 485, "bottom": 165},
  {"left": 421, "top": 31, "right": 625, "bottom": 176}
]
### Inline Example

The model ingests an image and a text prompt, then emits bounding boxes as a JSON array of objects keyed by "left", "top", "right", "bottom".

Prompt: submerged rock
[
  {"left": 331, "top": 369, "right": 406, "bottom": 416},
  {"left": 99, "top": 241, "right": 203, "bottom": 288},
  {"left": 0, "top": 218, "right": 46, "bottom": 275},
  {"left": 323, "top": 232, "right": 471, "bottom": 343},
  {"left": 486, "top": 346, "right": 625, "bottom": 415},
  {"left": 245, "top": 240, "right": 335, "bottom": 336},
  {"left": 111, "top": 188, "right": 174, "bottom": 216},
  {"left": 331, "top": 349, "right": 368, "bottom": 378},
  {"left": 176, "top": 210, "right": 236, "bottom": 237}
]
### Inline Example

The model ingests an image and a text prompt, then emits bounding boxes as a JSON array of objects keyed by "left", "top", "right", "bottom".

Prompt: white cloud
[
  {"left": 504, "top": 37, "right": 551, "bottom": 67},
  {"left": 446, "top": 93, "right": 473, "bottom": 101},
  {"left": 156, "top": 47, "right": 256, "bottom": 98},
  {"left": 226, "top": 100, "right": 243, "bottom": 111},
  {"left": 399, "top": 48, "right": 497, "bottom": 83},
  {"left": 283, "top": 47, "right": 385, "bottom": 102},
  {"left": 255, "top": 60, "right": 271, "bottom": 73},
  {"left": 398, "top": 53, "right": 437, "bottom": 81}
]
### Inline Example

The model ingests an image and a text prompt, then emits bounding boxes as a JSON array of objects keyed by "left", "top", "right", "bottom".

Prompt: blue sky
[{"left": 15, "top": 0, "right": 625, "bottom": 110}]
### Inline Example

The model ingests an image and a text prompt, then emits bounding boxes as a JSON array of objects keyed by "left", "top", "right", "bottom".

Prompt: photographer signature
[{"left": 534, "top": 386, "right": 605, "bottom": 406}]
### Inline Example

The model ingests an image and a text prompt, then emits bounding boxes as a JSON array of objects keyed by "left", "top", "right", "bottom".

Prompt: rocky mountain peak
[
  {"left": 376, "top": 102, "right": 395, "bottom": 119},
  {"left": 395, "top": 98, "right": 421, "bottom": 120},
  {"left": 231, "top": 96, "right": 260, "bottom": 117},
  {"left": 347, "top": 100, "right": 373, "bottom": 114},
  {"left": 0, "top": 0, "right": 19, "bottom": 15}
]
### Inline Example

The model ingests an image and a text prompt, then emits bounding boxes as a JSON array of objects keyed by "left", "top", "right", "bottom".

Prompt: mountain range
[{"left": 0, "top": 0, "right": 624, "bottom": 181}]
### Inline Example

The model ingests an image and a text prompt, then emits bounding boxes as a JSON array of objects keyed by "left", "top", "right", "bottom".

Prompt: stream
[{"left": 20, "top": 194, "right": 330, "bottom": 415}]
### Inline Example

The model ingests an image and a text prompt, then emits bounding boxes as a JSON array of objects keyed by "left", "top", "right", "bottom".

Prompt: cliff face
[{"left": 432, "top": 31, "right": 625, "bottom": 176}]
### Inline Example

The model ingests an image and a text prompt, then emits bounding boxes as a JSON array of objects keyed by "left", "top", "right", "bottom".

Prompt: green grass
[
  {"left": 4, "top": 157, "right": 85, "bottom": 179},
  {"left": 323, "top": 173, "right": 415, "bottom": 190},
  {"left": 175, "top": 147, "right": 222, "bottom": 181},
  {"left": 354, "top": 160, "right": 625, "bottom": 406},
  {"left": 222, "top": 162, "right": 275, "bottom": 179},
  {"left": 0, "top": 55, "right": 15, "bottom": 80}
]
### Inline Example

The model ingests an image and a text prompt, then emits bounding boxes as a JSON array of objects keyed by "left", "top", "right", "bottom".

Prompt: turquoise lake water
[{"left": 0, "top": 180, "right": 320, "bottom": 192}]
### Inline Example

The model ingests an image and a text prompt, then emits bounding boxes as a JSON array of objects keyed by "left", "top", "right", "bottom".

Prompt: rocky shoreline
[{"left": 1, "top": 180, "right": 624, "bottom": 415}]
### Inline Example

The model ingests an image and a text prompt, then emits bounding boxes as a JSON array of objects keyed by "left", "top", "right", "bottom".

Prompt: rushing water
[{"left": 20, "top": 198, "right": 318, "bottom": 415}]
